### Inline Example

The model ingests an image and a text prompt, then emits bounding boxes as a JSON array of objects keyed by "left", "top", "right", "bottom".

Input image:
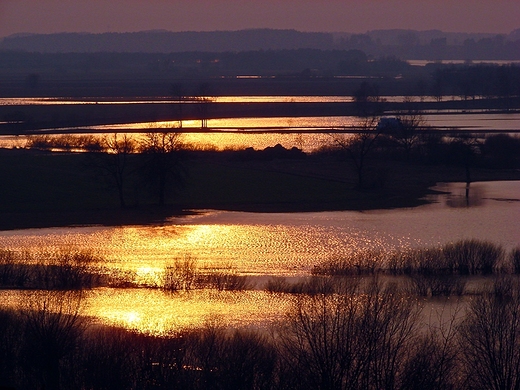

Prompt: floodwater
[
  {"left": 0, "top": 95, "right": 471, "bottom": 106},
  {"left": 1, "top": 95, "right": 519, "bottom": 151},
  {"left": 0, "top": 181, "right": 518, "bottom": 334},
  {"left": 3, "top": 111, "right": 520, "bottom": 152}
]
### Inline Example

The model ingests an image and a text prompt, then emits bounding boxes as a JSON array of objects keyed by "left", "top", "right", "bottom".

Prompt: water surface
[{"left": 0, "top": 181, "right": 518, "bottom": 334}]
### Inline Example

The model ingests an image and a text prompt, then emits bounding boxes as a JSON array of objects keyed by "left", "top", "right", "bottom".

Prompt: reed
[
  {"left": 313, "top": 240, "right": 506, "bottom": 278},
  {"left": 510, "top": 247, "right": 520, "bottom": 274},
  {"left": 0, "top": 248, "right": 102, "bottom": 290}
]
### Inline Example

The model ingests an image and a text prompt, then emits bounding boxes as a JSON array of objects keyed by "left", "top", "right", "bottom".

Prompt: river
[{"left": 0, "top": 181, "right": 518, "bottom": 334}]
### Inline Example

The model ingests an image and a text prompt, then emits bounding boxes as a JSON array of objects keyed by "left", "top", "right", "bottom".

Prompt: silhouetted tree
[
  {"left": 332, "top": 116, "right": 383, "bottom": 188},
  {"left": 170, "top": 82, "right": 188, "bottom": 128},
  {"left": 278, "top": 279, "right": 420, "bottom": 390},
  {"left": 25, "top": 73, "right": 40, "bottom": 89},
  {"left": 195, "top": 82, "right": 213, "bottom": 128},
  {"left": 401, "top": 306, "right": 461, "bottom": 390},
  {"left": 353, "top": 82, "right": 383, "bottom": 116},
  {"left": 20, "top": 291, "right": 87, "bottom": 390},
  {"left": 138, "top": 131, "right": 184, "bottom": 206},
  {"left": 381, "top": 109, "right": 428, "bottom": 161},
  {"left": 87, "top": 133, "right": 136, "bottom": 208},
  {"left": 459, "top": 278, "right": 520, "bottom": 390},
  {"left": 449, "top": 134, "right": 481, "bottom": 188}
]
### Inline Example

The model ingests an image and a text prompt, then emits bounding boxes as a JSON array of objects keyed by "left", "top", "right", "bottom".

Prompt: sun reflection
[
  {"left": 183, "top": 225, "right": 216, "bottom": 246},
  {"left": 121, "top": 310, "right": 141, "bottom": 325},
  {"left": 135, "top": 266, "right": 163, "bottom": 286},
  {"left": 85, "top": 288, "right": 291, "bottom": 336}
]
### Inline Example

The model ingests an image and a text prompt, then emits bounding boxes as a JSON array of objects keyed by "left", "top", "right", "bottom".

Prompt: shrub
[
  {"left": 312, "top": 250, "right": 384, "bottom": 276},
  {"left": 0, "top": 249, "right": 30, "bottom": 288},
  {"left": 510, "top": 247, "right": 520, "bottom": 274},
  {"left": 163, "top": 255, "right": 198, "bottom": 292},
  {"left": 197, "top": 262, "right": 254, "bottom": 291},
  {"left": 32, "top": 249, "right": 100, "bottom": 290},
  {"left": 442, "top": 239, "right": 503, "bottom": 275},
  {"left": 408, "top": 274, "right": 466, "bottom": 297}
]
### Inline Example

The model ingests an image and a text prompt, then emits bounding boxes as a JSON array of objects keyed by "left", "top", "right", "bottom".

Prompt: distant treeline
[
  {"left": 2, "top": 48, "right": 520, "bottom": 80},
  {"left": 0, "top": 49, "right": 413, "bottom": 78},
  {"left": 2, "top": 28, "right": 520, "bottom": 60},
  {"left": 1, "top": 49, "right": 519, "bottom": 101},
  {"left": 432, "top": 64, "right": 520, "bottom": 99}
]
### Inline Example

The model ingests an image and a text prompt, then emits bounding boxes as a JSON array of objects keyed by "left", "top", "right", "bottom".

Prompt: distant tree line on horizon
[
  {"left": 1, "top": 49, "right": 520, "bottom": 91},
  {"left": 2, "top": 28, "right": 520, "bottom": 60}
]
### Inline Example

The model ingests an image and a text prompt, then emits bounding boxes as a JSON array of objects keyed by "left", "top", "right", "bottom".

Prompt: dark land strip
[{"left": 0, "top": 149, "right": 519, "bottom": 231}]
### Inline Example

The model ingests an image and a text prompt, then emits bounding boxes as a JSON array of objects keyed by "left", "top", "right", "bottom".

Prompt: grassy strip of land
[{"left": 0, "top": 147, "right": 519, "bottom": 230}]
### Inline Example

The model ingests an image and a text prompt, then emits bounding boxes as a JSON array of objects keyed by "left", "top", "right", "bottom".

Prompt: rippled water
[
  {"left": 4, "top": 112, "right": 519, "bottom": 152},
  {"left": 0, "top": 95, "right": 469, "bottom": 106},
  {"left": 0, "top": 181, "right": 518, "bottom": 334}
]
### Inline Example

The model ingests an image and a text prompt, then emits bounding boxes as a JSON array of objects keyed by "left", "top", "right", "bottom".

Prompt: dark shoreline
[{"left": 0, "top": 177, "right": 511, "bottom": 232}]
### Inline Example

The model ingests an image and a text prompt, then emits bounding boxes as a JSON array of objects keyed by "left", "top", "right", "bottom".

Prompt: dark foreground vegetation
[{"left": 4, "top": 275, "right": 520, "bottom": 389}]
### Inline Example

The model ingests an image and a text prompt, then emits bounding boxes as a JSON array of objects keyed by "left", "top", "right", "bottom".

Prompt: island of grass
[{"left": 0, "top": 129, "right": 519, "bottom": 231}]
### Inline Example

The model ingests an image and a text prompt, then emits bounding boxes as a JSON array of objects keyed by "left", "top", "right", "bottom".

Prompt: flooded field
[{"left": 0, "top": 181, "right": 518, "bottom": 334}]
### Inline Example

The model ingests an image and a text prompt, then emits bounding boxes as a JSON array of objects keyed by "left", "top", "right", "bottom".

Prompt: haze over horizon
[{"left": 0, "top": 0, "right": 519, "bottom": 38}]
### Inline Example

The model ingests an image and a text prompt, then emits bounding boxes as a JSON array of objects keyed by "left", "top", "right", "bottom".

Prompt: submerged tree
[{"left": 458, "top": 278, "right": 520, "bottom": 390}]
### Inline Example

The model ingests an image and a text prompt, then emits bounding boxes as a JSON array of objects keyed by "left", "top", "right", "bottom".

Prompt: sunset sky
[{"left": 0, "top": 0, "right": 518, "bottom": 37}]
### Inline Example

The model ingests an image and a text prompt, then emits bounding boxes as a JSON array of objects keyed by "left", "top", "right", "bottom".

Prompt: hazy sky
[{"left": 0, "top": 0, "right": 518, "bottom": 37}]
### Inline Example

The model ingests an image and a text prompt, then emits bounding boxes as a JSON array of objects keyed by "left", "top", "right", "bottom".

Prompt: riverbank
[{"left": 0, "top": 148, "right": 519, "bottom": 231}]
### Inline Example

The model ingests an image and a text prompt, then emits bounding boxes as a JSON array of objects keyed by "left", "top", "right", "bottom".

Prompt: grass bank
[{"left": 0, "top": 147, "right": 519, "bottom": 230}]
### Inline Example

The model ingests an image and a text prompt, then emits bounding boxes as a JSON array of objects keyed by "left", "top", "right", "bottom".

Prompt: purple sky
[{"left": 0, "top": 0, "right": 518, "bottom": 37}]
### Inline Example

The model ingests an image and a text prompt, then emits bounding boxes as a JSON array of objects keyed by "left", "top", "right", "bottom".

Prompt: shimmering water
[
  {"left": 0, "top": 95, "right": 469, "bottom": 106},
  {"left": 4, "top": 112, "right": 519, "bottom": 152},
  {"left": 0, "top": 181, "right": 518, "bottom": 334},
  {"left": 2, "top": 95, "right": 518, "bottom": 152}
]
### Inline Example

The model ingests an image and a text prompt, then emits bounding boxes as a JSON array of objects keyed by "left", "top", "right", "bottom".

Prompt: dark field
[{"left": 0, "top": 146, "right": 519, "bottom": 231}]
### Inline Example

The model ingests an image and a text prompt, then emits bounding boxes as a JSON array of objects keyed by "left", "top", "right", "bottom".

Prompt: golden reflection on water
[
  {"left": 87, "top": 289, "right": 291, "bottom": 335},
  {"left": 0, "top": 220, "right": 403, "bottom": 279},
  {"left": 0, "top": 289, "right": 291, "bottom": 335},
  {"left": 1, "top": 182, "right": 519, "bottom": 334},
  {"left": 55, "top": 289, "right": 286, "bottom": 335}
]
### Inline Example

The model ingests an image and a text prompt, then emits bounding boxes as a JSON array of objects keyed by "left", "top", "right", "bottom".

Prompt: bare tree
[
  {"left": 170, "top": 82, "right": 188, "bottom": 128},
  {"left": 86, "top": 133, "right": 136, "bottom": 208},
  {"left": 278, "top": 281, "right": 365, "bottom": 390},
  {"left": 401, "top": 304, "right": 462, "bottom": 390},
  {"left": 358, "top": 281, "right": 421, "bottom": 390},
  {"left": 381, "top": 108, "right": 428, "bottom": 161},
  {"left": 139, "top": 131, "right": 184, "bottom": 206},
  {"left": 332, "top": 116, "right": 382, "bottom": 188},
  {"left": 458, "top": 277, "right": 520, "bottom": 390},
  {"left": 449, "top": 133, "right": 481, "bottom": 196},
  {"left": 353, "top": 82, "right": 384, "bottom": 117},
  {"left": 277, "top": 279, "right": 420, "bottom": 390},
  {"left": 20, "top": 290, "right": 87, "bottom": 390},
  {"left": 195, "top": 82, "right": 213, "bottom": 129}
]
